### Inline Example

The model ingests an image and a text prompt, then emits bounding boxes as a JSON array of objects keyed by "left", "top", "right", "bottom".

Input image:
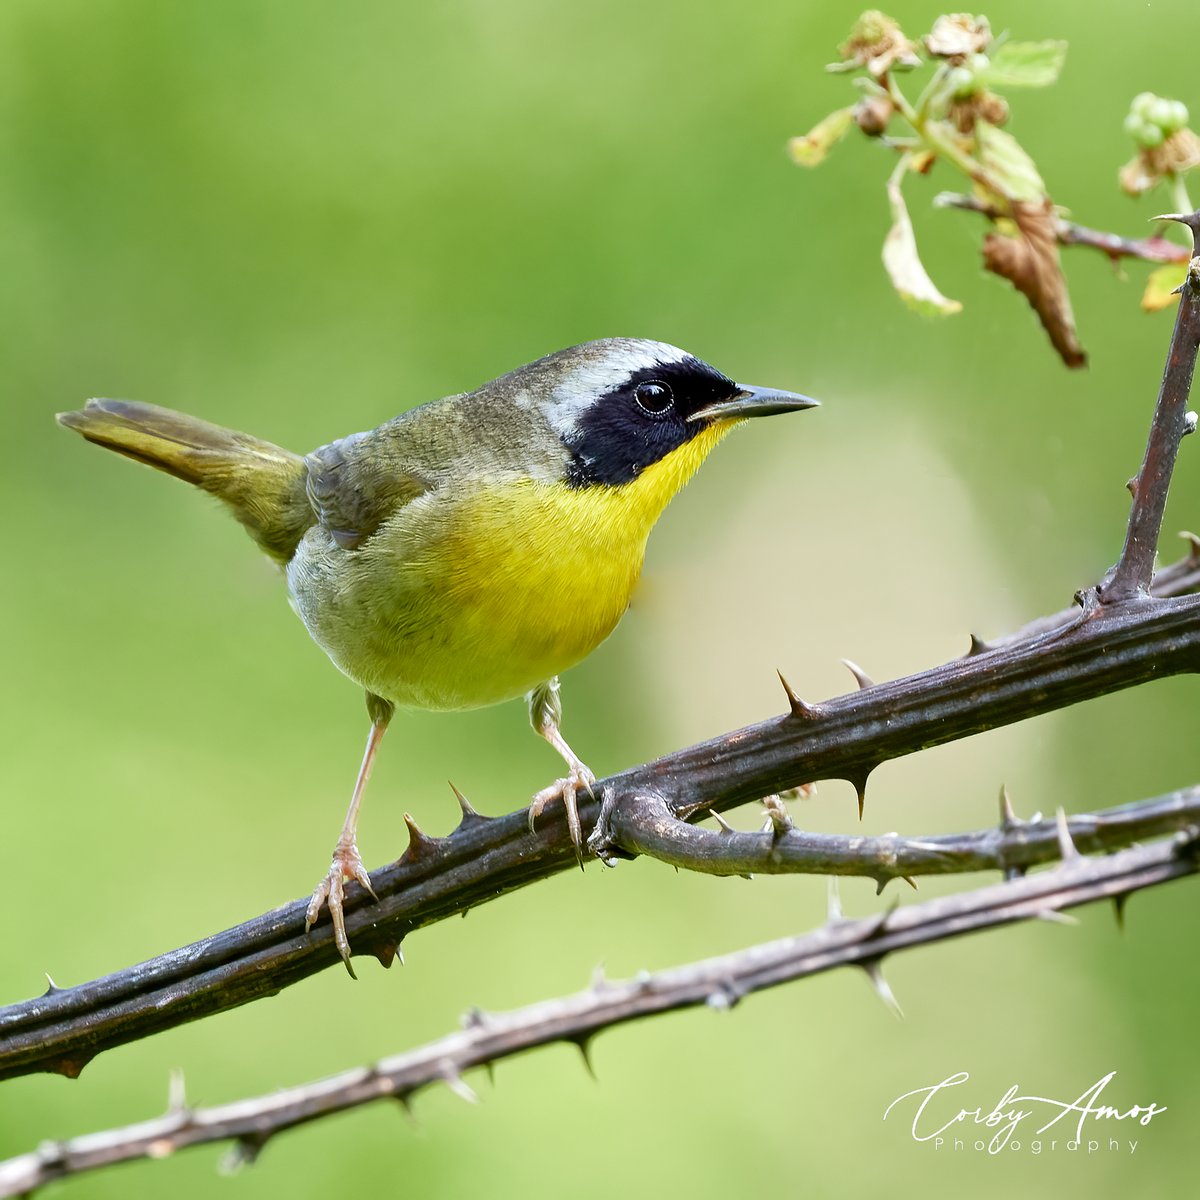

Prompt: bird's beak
[{"left": 688, "top": 385, "right": 820, "bottom": 423}]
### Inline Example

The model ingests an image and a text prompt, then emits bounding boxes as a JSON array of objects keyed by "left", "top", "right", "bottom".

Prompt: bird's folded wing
[{"left": 305, "top": 432, "right": 433, "bottom": 550}]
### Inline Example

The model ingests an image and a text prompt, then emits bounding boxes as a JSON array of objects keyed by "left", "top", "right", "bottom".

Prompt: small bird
[{"left": 58, "top": 339, "right": 817, "bottom": 971}]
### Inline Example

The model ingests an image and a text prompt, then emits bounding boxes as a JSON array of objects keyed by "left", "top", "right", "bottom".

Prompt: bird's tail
[{"left": 57, "top": 399, "right": 312, "bottom": 565}]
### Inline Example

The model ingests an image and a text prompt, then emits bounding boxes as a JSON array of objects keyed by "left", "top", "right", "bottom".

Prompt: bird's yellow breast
[{"left": 290, "top": 420, "right": 733, "bottom": 711}]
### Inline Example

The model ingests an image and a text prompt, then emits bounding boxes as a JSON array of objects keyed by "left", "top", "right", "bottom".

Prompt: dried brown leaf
[{"left": 981, "top": 199, "right": 1086, "bottom": 367}]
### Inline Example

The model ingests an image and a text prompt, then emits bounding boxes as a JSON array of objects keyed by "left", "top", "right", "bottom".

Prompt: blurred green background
[{"left": 2, "top": 0, "right": 1197, "bottom": 1195}]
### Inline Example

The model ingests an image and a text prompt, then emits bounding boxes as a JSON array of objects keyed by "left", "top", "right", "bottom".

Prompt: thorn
[
  {"left": 849, "top": 774, "right": 870, "bottom": 821},
  {"left": 42, "top": 972, "right": 61, "bottom": 997},
  {"left": 219, "top": 1134, "right": 266, "bottom": 1174},
  {"left": 1112, "top": 893, "right": 1128, "bottom": 931},
  {"left": 1126, "top": 476, "right": 1138, "bottom": 498},
  {"left": 1055, "top": 807, "right": 1081, "bottom": 861},
  {"left": 448, "top": 781, "right": 486, "bottom": 827},
  {"left": 967, "top": 633, "right": 990, "bottom": 657},
  {"left": 1004, "top": 864, "right": 1028, "bottom": 882},
  {"left": 902, "top": 875, "right": 917, "bottom": 891},
  {"left": 860, "top": 899, "right": 899, "bottom": 943},
  {"left": 709, "top": 809, "right": 736, "bottom": 834},
  {"left": 401, "top": 811, "right": 441, "bottom": 861},
  {"left": 483, "top": 1059, "right": 495, "bottom": 1086},
  {"left": 841, "top": 658, "right": 875, "bottom": 690},
  {"left": 1181, "top": 530, "right": 1200, "bottom": 562},
  {"left": 443, "top": 1068, "right": 479, "bottom": 1105},
  {"left": 590, "top": 962, "right": 607, "bottom": 991},
  {"left": 372, "top": 940, "right": 402, "bottom": 969},
  {"left": 873, "top": 875, "right": 888, "bottom": 896},
  {"left": 395, "top": 1091, "right": 418, "bottom": 1123},
  {"left": 569, "top": 1036, "right": 597, "bottom": 1079},
  {"left": 48, "top": 1053, "right": 93, "bottom": 1079},
  {"left": 827, "top": 876, "right": 843, "bottom": 922},
  {"left": 461, "top": 1006, "right": 487, "bottom": 1030},
  {"left": 776, "top": 670, "right": 820, "bottom": 720},
  {"left": 1036, "top": 908, "right": 1079, "bottom": 926},
  {"left": 861, "top": 958, "right": 903, "bottom": 1018},
  {"left": 166, "top": 1068, "right": 188, "bottom": 1116},
  {"left": 1151, "top": 210, "right": 1200, "bottom": 244},
  {"left": 999, "top": 784, "right": 1018, "bottom": 830}
]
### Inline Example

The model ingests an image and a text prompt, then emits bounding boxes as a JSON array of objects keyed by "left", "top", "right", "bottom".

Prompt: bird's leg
[
  {"left": 305, "top": 693, "right": 394, "bottom": 976},
  {"left": 527, "top": 676, "right": 595, "bottom": 865}
]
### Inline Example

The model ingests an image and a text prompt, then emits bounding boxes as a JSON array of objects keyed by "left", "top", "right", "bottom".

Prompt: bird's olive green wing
[
  {"left": 305, "top": 428, "right": 435, "bottom": 551},
  {"left": 303, "top": 394, "right": 485, "bottom": 549}
]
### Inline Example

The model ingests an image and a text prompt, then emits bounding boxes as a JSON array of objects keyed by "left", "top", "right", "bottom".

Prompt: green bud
[
  {"left": 1148, "top": 97, "right": 1175, "bottom": 131},
  {"left": 1140, "top": 123, "right": 1164, "bottom": 148},
  {"left": 1132, "top": 91, "right": 1157, "bottom": 119},
  {"left": 1163, "top": 100, "right": 1189, "bottom": 132},
  {"left": 1123, "top": 112, "right": 1145, "bottom": 138}
]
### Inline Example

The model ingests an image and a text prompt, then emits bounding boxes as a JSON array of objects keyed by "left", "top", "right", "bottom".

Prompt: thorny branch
[
  {"left": 609, "top": 786, "right": 1200, "bottom": 887},
  {"left": 1, "top": 221, "right": 1197, "bottom": 1187},
  {"left": 2, "top": 825, "right": 1196, "bottom": 1198},
  {"left": 1102, "top": 211, "right": 1200, "bottom": 600},
  {"left": 2, "top": 560, "right": 1198, "bottom": 1083}
]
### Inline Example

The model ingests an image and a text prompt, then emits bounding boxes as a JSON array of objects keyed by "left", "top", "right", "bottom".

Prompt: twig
[
  {"left": 2, "top": 828, "right": 1195, "bottom": 1198},
  {"left": 934, "top": 192, "right": 1192, "bottom": 264},
  {"left": 607, "top": 786, "right": 1200, "bottom": 888},
  {"left": 1101, "top": 213, "right": 1200, "bottom": 601},
  {"left": 3, "top": 578, "right": 1199, "bottom": 1080},
  {"left": 4, "top": 217, "right": 1198, "bottom": 1083}
]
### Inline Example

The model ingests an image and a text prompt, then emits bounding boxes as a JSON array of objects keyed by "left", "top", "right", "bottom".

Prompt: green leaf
[
  {"left": 787, "top": 107, "right": 855, "bottom": 167},
  {"left": 981, "top": 40, "right": 1067, "bottom": 89},
  {"left": 975, "top": 123, "right": 1046, "bottom": 203},
  {"left": 882, "top": 167, "right": 962, "bottom": 316},
  {"left": 1142, "top": 263, "right": 1186, "bottom": 312}
]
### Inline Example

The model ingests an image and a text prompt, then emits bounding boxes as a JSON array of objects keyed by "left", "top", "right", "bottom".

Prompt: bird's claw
[
  {"left": 305, "top": 841, "right": 378, "bottom": 976},
  {"left": 530, "top": 763, "right": 596, "bottom": 865}
]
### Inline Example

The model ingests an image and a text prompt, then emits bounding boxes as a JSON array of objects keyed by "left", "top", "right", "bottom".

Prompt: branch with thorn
[
  {"left": 4, "top": 534, "right": 1198, "bottom": 1082},
  {"left": 1, "top": 205, "right": 1198, "bottom": 1189},
  {"left": 609, "top": 785, "right": 1200, "bottom": 892},
  {"left": 3, "top": 817, "right": 1195, "bottom": 1198}
]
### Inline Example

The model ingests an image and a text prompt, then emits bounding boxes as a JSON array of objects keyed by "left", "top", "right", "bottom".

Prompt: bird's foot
[
  {"left": 305, "top": 840, "right": 378, "bottom": 977},
  {"left": 529, "top": 760, "right": 596, "bottom": 866}
]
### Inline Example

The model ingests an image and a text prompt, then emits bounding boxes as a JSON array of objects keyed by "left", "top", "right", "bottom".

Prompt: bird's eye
[{"left": 634, "top": 380, "right": 673, "bottom": 415}]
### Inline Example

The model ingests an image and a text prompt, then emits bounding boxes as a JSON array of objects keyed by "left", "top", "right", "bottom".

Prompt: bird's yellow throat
[
  {"left": 402, "top": 417, "right": 738, "bottom": 707},
  {"left": 554, "top": 415, "right": 736, "bottom": 544}
]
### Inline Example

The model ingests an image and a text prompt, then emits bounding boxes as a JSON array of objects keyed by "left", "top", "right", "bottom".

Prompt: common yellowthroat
[{"left": 58, "top": 339, "right": 817, "bottom": 971}]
